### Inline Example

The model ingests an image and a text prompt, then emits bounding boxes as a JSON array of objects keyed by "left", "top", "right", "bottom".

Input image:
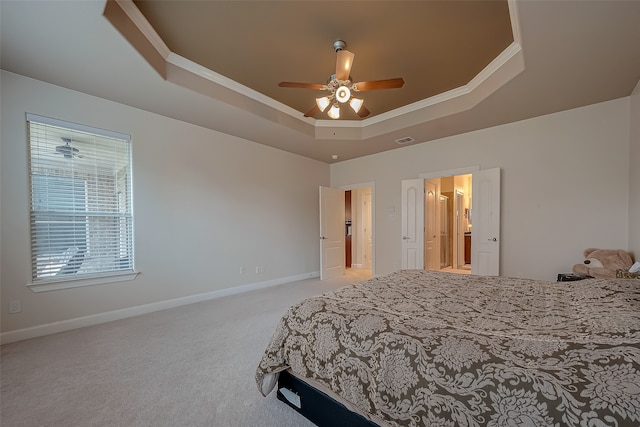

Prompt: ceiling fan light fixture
[
  {"left": 278, "top": 40, "right": 403, "bottom": 120},
  {"left": 316, "top": 96, "right": 331, "bottom": 112},
  {"left": 349, "top": 97, "right": 364, "bottom": 113},
  {"left": 335, "top": 86, "right": 351, "bottom": 103},
  {"left": 328, "top": 104, "right": 340, "bottom": 119}
]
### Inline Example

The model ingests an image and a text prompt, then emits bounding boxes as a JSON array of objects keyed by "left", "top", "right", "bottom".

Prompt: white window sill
[{"left": 27, "top": 271, "right": 139, "bottom": 293}]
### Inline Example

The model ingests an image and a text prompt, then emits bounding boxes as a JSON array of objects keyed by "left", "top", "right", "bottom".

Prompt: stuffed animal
[{"left": 572, "top": 248, "right": 634, "bottom": 279}]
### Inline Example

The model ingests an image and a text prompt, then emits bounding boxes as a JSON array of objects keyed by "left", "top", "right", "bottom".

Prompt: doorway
[
  {"left": 345, "top": 188, "right": 373, "bottom": 278},
  {"left": 424, "top": 174, "right": 472, "bottom": 274},
  {"left": 320, "top": 185, "right": 374, "bottom": 280},
  {"left": 401, "top": 168, "right": 500, "bottom": 276}
]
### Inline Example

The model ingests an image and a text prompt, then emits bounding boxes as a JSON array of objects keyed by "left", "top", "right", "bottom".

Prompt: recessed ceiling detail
[
  {"left": 105, "top": 0, "right": 523, "bottom": 141},
  {"left": 4, "top": 1, "right": 639, "bottom": 164}
]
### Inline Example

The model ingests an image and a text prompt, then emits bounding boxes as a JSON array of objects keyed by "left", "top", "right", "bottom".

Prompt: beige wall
[
  {"left": 2, "top": 69, "right": 637, "bottom": 341},
  {"left": 0, "top": 71, "right": 329, "bottom": 337},
  {"left": 331, "top": 98, "right": 632, "bottom": 281},
  {"left": 629, "top": 80, "right": 640, "bottom": 257}
]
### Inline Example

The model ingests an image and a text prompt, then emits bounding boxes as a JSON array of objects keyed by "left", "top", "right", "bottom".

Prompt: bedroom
[{"left": 1, "top": 0, "right": 640, "bottom": 425}]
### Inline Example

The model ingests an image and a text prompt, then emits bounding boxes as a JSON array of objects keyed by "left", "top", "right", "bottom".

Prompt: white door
[
  {"left": 363, "top": 193, "right": 373, "bottom": 269},
  {"left": 455, "top": 190, "right": 465, "bottom": 269},
  {"left": 320, "top": 186, "right": 345, "bottom": 280},
  {"left": 425, "top": 180, "right": 438, "bottom": 270},
  {"left": 471, "top": 168, "right": 500, "bottom": 276},
  {"left": 401, "top": 179, "right": 424, "bottom": 269}
]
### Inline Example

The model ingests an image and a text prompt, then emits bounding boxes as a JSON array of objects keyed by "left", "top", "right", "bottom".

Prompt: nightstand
[{"left": 557, "top": 273, "right": 590, "bottom": 282}]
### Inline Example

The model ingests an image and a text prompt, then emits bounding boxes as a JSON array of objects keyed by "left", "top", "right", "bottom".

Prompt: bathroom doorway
[
  {"left": 425, "top": 174, "right": 472, "bottom": 274},
  {"left": 402, "top": 167, "right": 500, "bottom": 275}
]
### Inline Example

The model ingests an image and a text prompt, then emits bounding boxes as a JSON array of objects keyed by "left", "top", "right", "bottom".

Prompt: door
[
  {"left": 363, "top": 193, "right": 373, "bottom": 269},
  {"left": 439, "top": 195, "right": 450, "bottom": 268},
  {"left": 471, "top": 168, "right": 500, "bottom": 276},
  {"left": 320, "top": 186, "right": 345, "bottom": 280},
  {"left": 401, "top": 179, "right": 424, "bottom": 269},
  {"left": 424, "top": 180, "right": 438, "bottom": 270},
  {"left": 455, "top": 190, "right": 465, "bottom": 269}
]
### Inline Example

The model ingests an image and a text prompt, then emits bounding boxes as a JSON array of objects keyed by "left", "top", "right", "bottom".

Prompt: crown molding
[{"left": 104, "top": 0, "right": 524, "bottom": 142}]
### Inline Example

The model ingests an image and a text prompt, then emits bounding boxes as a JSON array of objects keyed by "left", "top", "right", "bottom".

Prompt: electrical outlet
[
  {"left": 240, "top": 266, "right": 247, "bottom": 274},
  {"left": 256, "top": 266, "right": 264, "bottom": 274},
  {"left": 9, "top": 299, "right": 21, "bottom": 314}
]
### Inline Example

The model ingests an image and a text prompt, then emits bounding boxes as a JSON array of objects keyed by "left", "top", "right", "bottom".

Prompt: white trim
[
  {"left": 508, "top": 0, "right": 523, "bottom": 47},
  {"left": 114, "top": 0, "right": 171, "bottom": 59},
  {"left": 27, "top": 272, "right": 139, "bottom": 293},
  {"left": 166, "top": 52, "right": 308, "bottom": 121},
  {"left": 108, "top": 0, "right": 524, "bottom": 142},
  {"left": 314, "top": 41, "right": 522, "bottom": 129},
  {"left": 380, "top": 42, "right": 521, "bottom": 123},
  {"left": 25, "top": 113, "right": 131, "bottom": 141},
  {"left": 1, "top": 271, "right": 319, "bottom": 345},
  {"left": 419, "top": 166, "right": 480, "bottom": 180},
  {"left": 338, "top": 181, "right": 375, "bottom": 191}
]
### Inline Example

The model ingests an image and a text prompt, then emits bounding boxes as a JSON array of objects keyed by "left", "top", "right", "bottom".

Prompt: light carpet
[{"left": 1, "top": 269, "right": 372, "bottom": 427}]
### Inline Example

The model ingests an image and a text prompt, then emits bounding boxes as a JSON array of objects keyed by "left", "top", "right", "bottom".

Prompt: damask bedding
[{"left": 256, "top": 270, "right": 640, "bottom": 426}]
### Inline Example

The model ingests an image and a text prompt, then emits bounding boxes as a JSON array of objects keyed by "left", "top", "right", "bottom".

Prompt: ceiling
[
  {"left": 2, "top": 1, "right": 640, "bottom": 164},
  {"left": 131, "top": 0, "right": 514, "bottom": 120}
]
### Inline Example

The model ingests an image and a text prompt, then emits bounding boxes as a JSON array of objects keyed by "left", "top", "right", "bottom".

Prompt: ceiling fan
[
  {"left": 55, "top": 137, "right": 83, "bottom": 159},
  {"left": 279, "top": 40, "right": 404, "bottom": 119}
]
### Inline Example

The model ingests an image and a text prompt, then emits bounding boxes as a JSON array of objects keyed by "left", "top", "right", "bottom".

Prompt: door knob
[
  {"left": 402, "top": 236, "right": 409, "bottom": 240},
  {"left": 488, "top": 237, "right": 497, "bottom": 242},
  {"left": 321, "top": 236, "right": 327, "bottom": 240}
]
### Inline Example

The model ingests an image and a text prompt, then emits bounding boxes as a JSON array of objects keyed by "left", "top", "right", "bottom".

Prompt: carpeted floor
[{"left": 1, "top": 269, "right": 371, "bottom": 427}]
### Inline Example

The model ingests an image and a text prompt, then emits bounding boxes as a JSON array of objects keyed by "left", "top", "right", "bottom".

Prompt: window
[{"left": 27, "top": 114, "right": 135, "bottom": 290}]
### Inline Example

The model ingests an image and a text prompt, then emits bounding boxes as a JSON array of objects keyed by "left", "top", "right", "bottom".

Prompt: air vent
[{"left": 395, "top": 136, "right": 415, "bottom": 145}]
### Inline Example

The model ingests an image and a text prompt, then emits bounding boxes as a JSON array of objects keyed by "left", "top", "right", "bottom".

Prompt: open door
[
  {"left": 320, "top": 186, "right": 345, "bottom": 280},
  {"left": 401, "top": 179, "right": 424, "bottom": 269},
  {"left": 363, "top": 193, "right": 373, "bottom": 270},
  {"left": 424, "top": 180, "right": 439, "bottom": 270},
  {"left": 471, "top": 168, "right": 500, "bottom": 276},
  {"left": 455, "top": 190, "right": 465, "bottom": 269}
]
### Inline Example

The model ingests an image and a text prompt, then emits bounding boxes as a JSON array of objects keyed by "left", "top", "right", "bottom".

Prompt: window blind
[{"left": 27, "top": 114, "right": 134, "bottom": 281}]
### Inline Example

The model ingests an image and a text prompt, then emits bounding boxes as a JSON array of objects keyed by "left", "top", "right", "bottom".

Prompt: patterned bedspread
[{"left": 256, "top": 270, "right": 640, "bottom": 426}]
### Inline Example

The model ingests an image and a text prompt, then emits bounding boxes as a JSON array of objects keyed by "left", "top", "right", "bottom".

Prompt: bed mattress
[{"left": 256, "top": 270, "right": 640, "bottom": 426}]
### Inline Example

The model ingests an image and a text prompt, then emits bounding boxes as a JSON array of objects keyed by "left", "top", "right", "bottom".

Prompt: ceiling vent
[{"left": 395, "top": 136, "right": 415, "bottom": 145}]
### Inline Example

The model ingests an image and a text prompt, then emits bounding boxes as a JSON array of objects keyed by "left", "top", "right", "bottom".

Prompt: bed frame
[{"left": 277, "top": 370, "right": 379, "bottom": 427}]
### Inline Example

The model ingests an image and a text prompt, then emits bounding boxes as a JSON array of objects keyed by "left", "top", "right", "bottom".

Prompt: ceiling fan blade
[
  {"left": 279, "top": 82, "right": 326, "bottom": 90},
  {"left": 356, "top": 105, "right": 370, "bottom": 118},
  {"left": 353, "top": 78, "right": 405, "bottom": 91},
  {"left": 303, "top": 104, "right": 321, "bottom": 117},
  {"left": 335, "top": 50, "right": 355, "bottom": 81}
]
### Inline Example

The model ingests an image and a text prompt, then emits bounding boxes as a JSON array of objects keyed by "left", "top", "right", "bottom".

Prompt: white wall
[
  {"left": 331, "top": 98, "right": 631, "bottom": 281},
  {"left": 629, "top": 81, "right": 640, "bottom": 257},
  {"left": 0, "top": 71, "right": 329, "bottom": 337}
]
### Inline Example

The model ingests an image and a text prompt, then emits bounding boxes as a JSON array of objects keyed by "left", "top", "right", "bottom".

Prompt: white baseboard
[{"left": 1, "top": 271, "right": 319, "bottom": 345}]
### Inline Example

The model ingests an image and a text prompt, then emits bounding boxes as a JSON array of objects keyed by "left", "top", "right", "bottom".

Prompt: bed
[{"left": 256, "top": 269, "right": 640, "bottom": 426}]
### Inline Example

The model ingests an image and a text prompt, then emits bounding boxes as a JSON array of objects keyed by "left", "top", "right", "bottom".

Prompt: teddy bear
[{"left": 572, "top": 248, "right": 634, "bottom": 279}]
